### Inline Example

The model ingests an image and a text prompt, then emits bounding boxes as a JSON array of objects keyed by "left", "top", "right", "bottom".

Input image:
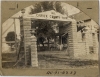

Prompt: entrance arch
[{"left": 20, "top": 10, "right": 78, "bottom": 67}]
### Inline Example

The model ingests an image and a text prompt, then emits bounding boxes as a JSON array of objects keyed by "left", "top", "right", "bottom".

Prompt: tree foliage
[
  {"left": 30, "top": 1, "right": 64, "bottom": 14},
  {"left": 32, "top": 20, "right": 56, "bottom": 39},
  {"left": 30, "top": 1, "right": 65, "bottom": 41}
]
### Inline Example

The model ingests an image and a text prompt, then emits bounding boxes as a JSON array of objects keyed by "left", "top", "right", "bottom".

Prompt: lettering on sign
[{"left": 25, "top": 10, "right": 69, "bottom": 21}]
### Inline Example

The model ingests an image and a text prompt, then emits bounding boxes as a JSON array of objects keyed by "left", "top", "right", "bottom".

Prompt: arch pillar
[
  {"left": 22, "top": 18, "right": 38, "bottom": 67},
  {"left": 67, "top": 20, "right": 79, "bottom": 58}
]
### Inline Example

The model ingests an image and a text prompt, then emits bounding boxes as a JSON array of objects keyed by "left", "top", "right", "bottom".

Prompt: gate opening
[{"left": 31, "top": 19, "right": 70, "bottom": 53}]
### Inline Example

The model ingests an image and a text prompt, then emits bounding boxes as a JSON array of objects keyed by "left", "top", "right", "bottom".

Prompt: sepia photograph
[{"left": 0, "top": 0, "right": 100, "bottom": 76}]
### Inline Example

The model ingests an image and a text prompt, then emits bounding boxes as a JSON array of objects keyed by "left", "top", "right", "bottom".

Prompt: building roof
[{"left": 72, "top": 12, "right": 90, "bottom": 21}]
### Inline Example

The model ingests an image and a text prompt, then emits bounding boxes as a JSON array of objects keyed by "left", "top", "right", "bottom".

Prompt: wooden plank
[
  {"left": 31, "top": 52, "right": 37, "bottom": 55},
  {"left": 30, "top": 36, "right": 38, "bottom": 67},
  {"left": 23, "top": 26, "right": 31, "bottom": 29},
  {"left": 24, "top": 34, "right": 31, "bottom": 37},
  {"left": 31, "top": 45, "right": 37, "bottom": 47},
  {"left": 23, "top": 21, "right": 31, "bottom": 26},
  {"left": 24, "top": 30, "right": 31, "bottom": 32},
  {"left": 23, "top": 18, "right": 31, "bottom": 21},
  {"left": 2, "top": 41, "right": 15, "bottom": 43}
]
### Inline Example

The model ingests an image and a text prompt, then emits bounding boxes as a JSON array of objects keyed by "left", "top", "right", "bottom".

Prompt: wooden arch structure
[{"left": 19, "top": 10, "right": 78, "bottom": 67}]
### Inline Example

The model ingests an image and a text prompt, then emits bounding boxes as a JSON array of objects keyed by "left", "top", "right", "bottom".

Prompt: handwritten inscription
[{"left": 46, "top": 70, "right": 76, "bottom": 75}]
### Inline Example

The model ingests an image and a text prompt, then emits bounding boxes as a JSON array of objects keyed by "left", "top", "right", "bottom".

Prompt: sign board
[{"left": 24, "top": 10, "right": 74, "bottom": 21}]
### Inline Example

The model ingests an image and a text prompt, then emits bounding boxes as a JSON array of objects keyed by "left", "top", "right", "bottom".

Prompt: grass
[
  {"left": 2, "top": 51, "right": 99, "bottom": 69},
  {"left": 38, "top": 54, "right": 98, "bottom": 69},
  {"left": 70, "top": 60, "right": 98, "bottom": 67}
]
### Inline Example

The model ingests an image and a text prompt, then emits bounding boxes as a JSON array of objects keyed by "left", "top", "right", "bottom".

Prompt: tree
[
  {"left": 5, "top": 31, "right": 17, "bottom": 48},
  {"left": 30, "top": 1, "right": 66, "bottom": 50},
  {"left": 32, "top": 20, "right": 58, "bottom": 39},
  {"left": 31, "top": 1, "right": 65, "bottom": 39},
  {"left": 30, "top": 1, "right": 64, "bottom": 14}
]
